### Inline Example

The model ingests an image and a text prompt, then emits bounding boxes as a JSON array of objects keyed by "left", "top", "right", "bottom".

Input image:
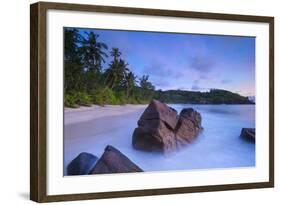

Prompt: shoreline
[
  {"left": 64, "top": 104, "right": 147, "bottom": 112},
  {"left": 64, "top": 103, "right": 255, "bottom": 126},
  {"left": 65, "top": 102, "right": 255, "bottom": 111},
  {"left": 64, "top": 104, "right": 147, "bottom": 125}
]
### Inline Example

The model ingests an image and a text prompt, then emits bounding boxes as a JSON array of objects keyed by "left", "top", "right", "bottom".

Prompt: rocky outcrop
[
  {"left": 139, "top": 99, "right": 178, "bottom": 130},
  {"left": 132, "top": 100, "right": 202, "bottom": 153},
  {"left": 67, "top": 152, "right": 98, "bottom": 175},
  {"left": 179, "top": 108, "right": 202, "bottom": 130},
  {"left": 240, "top": 128, "right": 255, "bottom": 142},
  {"left": 90, "top": 145, "right": 143, "bottom": 174},
  {"left": 175, "top": 108, "right": 202, "bottom": 146}
]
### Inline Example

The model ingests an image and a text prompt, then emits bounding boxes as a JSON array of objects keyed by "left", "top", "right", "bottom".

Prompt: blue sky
[{"left": 76, "top": 28, "right": 255, "bottom": 97}]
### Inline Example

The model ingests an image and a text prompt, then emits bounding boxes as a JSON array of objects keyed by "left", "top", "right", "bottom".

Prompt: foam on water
[{"left": 64, "top": 104, "right": 255, "bottom": 175}]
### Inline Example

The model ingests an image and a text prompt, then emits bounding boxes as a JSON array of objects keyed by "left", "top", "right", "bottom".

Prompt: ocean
[{"left": 64, "top": 104, "right": 255, "bottom": 175}]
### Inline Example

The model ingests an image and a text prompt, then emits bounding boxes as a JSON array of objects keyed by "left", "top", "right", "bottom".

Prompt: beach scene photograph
[{"left": 63, "top": 27, "right": 255, "bottom": 176}]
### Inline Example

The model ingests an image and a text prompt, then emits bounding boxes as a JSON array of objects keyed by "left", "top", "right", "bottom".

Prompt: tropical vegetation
[{"left": 154, "top": 89, "right": 253, "bottom": 104}]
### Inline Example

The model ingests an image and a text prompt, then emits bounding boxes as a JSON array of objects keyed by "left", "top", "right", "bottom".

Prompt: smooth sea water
[{"left": 64, "top": 104, "right": 255, "bottom": 175}]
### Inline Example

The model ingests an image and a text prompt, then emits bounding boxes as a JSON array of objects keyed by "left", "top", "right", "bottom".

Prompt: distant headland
[{"left": 153, "top": 89, "right": 254, "bottom": 105}]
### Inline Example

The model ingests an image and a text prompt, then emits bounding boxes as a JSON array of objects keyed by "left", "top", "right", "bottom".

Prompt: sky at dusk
[{"left": 75, "top": 28, "right": 255, "bottom": 97}]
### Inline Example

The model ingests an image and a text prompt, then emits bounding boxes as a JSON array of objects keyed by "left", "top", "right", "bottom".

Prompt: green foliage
[
  {"left": 64, "top": 94, "right": 79, "bottom": 108},
  {"left": 114, "top": 91, "right": 127, "bottom": 105},
  {"left": 64, "top": 92, "right": 92, "bottom": 108},
  {"left": 64, "top": 28, "right": 84, "bottom": 94},
  {"left": 139, "top": 75, "right": 155, "bottom": 90},
  {"left": 104, "top": 49, "right": 129, "bottom": 89},
  {"left": 80, "top": 31, "right": 108, "bottom": 72},
  {"left": 92, "top": 87, "right": 122, "bottom": 105},
  {"left": 76, "top": 92, "right": 92, "bottom": 106},
  {"left": 64, "top": 29, "right": 155, "bottom": 107},
  {"left": 154, "top": 89, "right": 253, "bottom": 104},
  {"left": 100, "top": 87, "right": 117, "bottom": 105}
]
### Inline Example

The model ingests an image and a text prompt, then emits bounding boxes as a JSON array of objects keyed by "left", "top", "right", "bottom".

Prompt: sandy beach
[{"left": 64, "top": 104, "right": 147, "bottom": 125}]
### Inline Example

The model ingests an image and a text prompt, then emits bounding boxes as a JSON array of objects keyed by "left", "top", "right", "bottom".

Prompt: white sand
[{"left": 64, "top": 104, "right": 147, "bottom": 125}]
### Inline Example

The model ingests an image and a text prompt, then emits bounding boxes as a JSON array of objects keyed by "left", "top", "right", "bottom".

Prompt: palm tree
[
  {"left": 64, "top": 28, "right": 83, "bottom": 93},
  {"left": 105, "top": 58, "right": 129, "bottom": 89},
  {"left": 79, "top": 31, "right": 108, "bottom": 92},
  {"left": 80, "top": 31, "right": 108, "bottom": 72},
  {"left": 139, "top": 75, "right": 155, "bottom": 101},
  {"left": 139, "top": 75, "right": 155, "bottom": 90},
  {"left": 123, "top": 71, "right": 137, "bottom": 99},
  {"left": 110, "top": 47, "right": 121, "bottom": 62},
  {"left": 64, "top": 28, "right": 82, "bottom": 62},
  {"left": 104, "top": 61, "right": 118, "bottom": 89}
]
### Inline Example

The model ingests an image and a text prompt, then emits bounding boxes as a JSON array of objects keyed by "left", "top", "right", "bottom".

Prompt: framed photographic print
[{"left": 30, "top": 1, "right": 274, "bottom": 202}]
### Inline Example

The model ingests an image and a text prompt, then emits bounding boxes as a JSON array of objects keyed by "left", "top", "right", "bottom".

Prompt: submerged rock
[
  {"left": 90, "top": 145, "right": 143, "bottom": 174},
  {"left": 67, "top": 152, "right": 98, "bottom": 175},
  {"left": 240, "top": 128, "right": 255, "bottom": 142},
  {"left": 132, "top": 99, "right": 202, "bottom": 153}
]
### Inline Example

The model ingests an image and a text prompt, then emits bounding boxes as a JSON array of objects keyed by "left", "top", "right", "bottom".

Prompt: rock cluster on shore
[
  {"left": 90, "top": 145, "right": 143, "bottom": 174},
  {"left": 240, "top": 128, "right": 255, "bottom": 142},
  {"left": 132, "top": 99, "right": 202, "bottom": 153},
  {"left": 67, "top": 145, "right": 143, "bottom": 176},
  {"left": 67, "top": 152, "right": 98, "bottom": 175}
]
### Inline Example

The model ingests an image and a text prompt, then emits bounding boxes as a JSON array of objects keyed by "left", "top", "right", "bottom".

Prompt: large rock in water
[
  {"left": 240, "top": 128, "right": 255, "bottom": 142},
  {"left": 139, "top": 99, "right": 178, "bottom": 129},
  {"left": 90, "top": 145, "right": 143, "bottom": 174},
  {"left": 132, "top": 100, "right": 178, "bottom": 152},
  {"left": 179, "top": 108, "right": 202, "bottom": 130},
  {"left": 132, "top": 100, "right": 202, "bottom": 153},
  {"left": 175, "top": 108, "right": 202, "bottom": 146},
  {"left": 67, "top": 152, "right": 98, "bottom": 175}
]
